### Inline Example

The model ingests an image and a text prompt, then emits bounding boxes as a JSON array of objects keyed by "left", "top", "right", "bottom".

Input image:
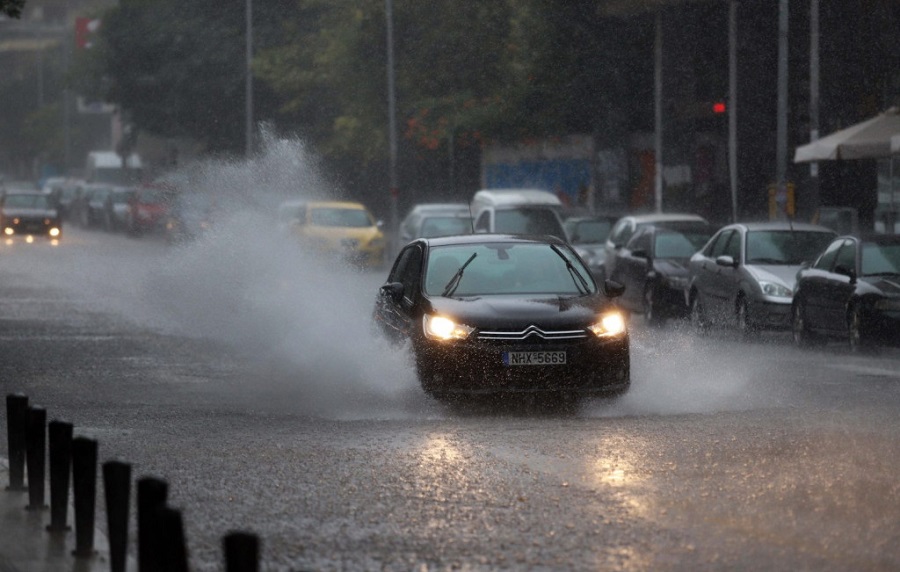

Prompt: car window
[
  {"left": 746, "top": 231, "right": 835, "bottom": 265},
  {"left": 567, "top": 219, "right": 612, "bottom": 243},
  {"left": 834, "top": 239, "right": 857, "bottom": 273},
  {"left": 723, "top": 230, "right": 742, "bottom": 260},
  {"left": 424, "top": 243, "right": 594, "bottom": 296},
  {"left": 654, "top": 230, "right": 707, "bottom": 258},
  {"left": 419, "top": 216, "right": 472, "bottom": 238},
  {"left": 389, "top": 245, "right": 416, "bottom": 283},
  {"left": 626, "top": 230, "right": 651, "bottom": 253},
  {"left": 813, "top": 239, "right": 843, "bottom": 271},
  {"left": 861, "top": 241, "right": 900, "bottom": 275},
  {"left": 608, "top": 219, "right": 629, "bottom": 246},
  {"left": 708, "top": 229, "right": 733, "bottom": 258},
  {"left": 5, "top": 194, "right": 50, "bottom": 208},
  {"left": 474, "top": 211, "right": 490, "bottom": 232},
  {"left": 310, "top": 207, "right": 372, "bottom": 228},
  {"left": 494, "top": 208, "right": 563, "bottom": 237}
]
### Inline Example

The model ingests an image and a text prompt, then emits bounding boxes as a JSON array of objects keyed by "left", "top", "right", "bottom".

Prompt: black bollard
[
  {"left": 46, "top": 420, "right": 74, "bottom": 531},
  {"left": 157, "top": 506, "right": 189, "bottom": 572},
  {"left": 25, "top": 406, "right": 48, "bottom": 510},
  {"left": 103, "top": 460, "right": 132, "bottom": 572},
  {"left": 137, "top": 476, "right": 168, "bottom": 572},
  {"left": 224, "top": 531, "right": 260, "bottom": 572},
  {"left": 71, "top": 436, "right": 98, "bottom": 558},
  {"left": 5, "top": 393, "right": 29, "bottom": 491}
]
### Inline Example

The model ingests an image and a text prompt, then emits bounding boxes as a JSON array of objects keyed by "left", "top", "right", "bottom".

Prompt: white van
[{"left": 470, "top": 188, "right": 567, "bottom": 240}]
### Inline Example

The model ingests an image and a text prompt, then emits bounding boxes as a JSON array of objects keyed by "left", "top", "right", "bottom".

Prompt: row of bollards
[{"left": 5, "top": 392, "right": 261, "bottom": 572}]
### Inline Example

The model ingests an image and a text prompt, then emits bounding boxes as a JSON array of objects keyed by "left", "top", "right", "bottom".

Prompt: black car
[
  {"left": 609, "top": 222, "right": 714, "bottom": 325},
  {"left": 0, "top": 191, "right": 62, "bottom": 240},
  {"left": 792, "top": 234, "right": 900, "bottom": 351},
  {"left": 373, "top": 234, "right": 630, "bottom": 401}
]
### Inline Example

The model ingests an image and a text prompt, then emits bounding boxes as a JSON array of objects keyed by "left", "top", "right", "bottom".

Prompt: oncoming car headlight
[
  {"left": 759, "top": 281, "right": 792, "bottom": 299},
  {"left": 588, "top": 312, "right": 627, "bottom": 338},
  {"left": 423, "top": 314, "right": 474, "bottom": 341}
]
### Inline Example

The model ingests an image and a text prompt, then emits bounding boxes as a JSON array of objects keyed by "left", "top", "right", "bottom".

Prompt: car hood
[
  {"left": 655, "top": 258, "right": 690, "bottom": 276},
  {"left": 425, "top": 294, "right": 610, "bottom": 329},
  {"left": 744, "top": 264, "right": 802, "bottom": 288},
  {"left": 2, "top": 207, "right": 57, "bottom": 218},
  {"left": 862, "top": 275, "right": 900, "bottom": 296}
]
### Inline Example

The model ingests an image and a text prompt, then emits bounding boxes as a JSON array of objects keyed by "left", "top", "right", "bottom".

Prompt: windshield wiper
[
  {"left": 442, "top": 252, "right": 477, "bottom": 297},
  {"left": 550, "top": 244, "right": 590, "bottom": 295}
]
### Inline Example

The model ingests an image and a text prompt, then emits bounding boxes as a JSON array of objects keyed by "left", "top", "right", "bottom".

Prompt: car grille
[{"left": 477, "top": 325, "right": 587, "bottom": 342}]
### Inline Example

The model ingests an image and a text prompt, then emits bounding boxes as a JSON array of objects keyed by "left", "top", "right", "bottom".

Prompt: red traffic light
[{"left": 712, "top": 102, "right": 726, "bottom": 114}]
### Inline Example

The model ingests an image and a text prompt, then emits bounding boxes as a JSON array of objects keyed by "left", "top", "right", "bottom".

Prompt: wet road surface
[{"left": 1, "top": 225, "right": 899, "bottom": 571}]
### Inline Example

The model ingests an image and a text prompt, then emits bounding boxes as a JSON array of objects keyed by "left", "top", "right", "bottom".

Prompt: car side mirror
[
  {"left": 631, "top": 249, "right": 648, "bottom": 259},
  {"left": 380, "top": 282, "right": 404, "bottom": 301},
  {"left": 603, "top": 279, "right": 625, "bottom": 298},
  {"left": 834, "top": 264, "right": 857, "bottom": 284},
  {"left": 715, "top": 255, "right": 737, "bottom": 268}
]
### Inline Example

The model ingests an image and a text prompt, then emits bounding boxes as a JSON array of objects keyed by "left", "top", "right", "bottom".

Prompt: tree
[{"left": 1, "top": 0, "right": 25, "bottom": 18}]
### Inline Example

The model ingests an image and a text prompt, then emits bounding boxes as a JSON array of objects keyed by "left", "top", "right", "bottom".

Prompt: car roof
[
  {"left": 622, "top": 213, "right": 708, "bottom": 224},
  {"left": 420, "top": 233, "right": 568, "bottom": 248},
  {"left": 406, "top": 202, "right": 469, "bottom": 214},
  {"left": 471, "top": 189, "right": 562, "bottom": 207},
  {"left": 724, "top": 221, "right": 835, "bottom": 232}
]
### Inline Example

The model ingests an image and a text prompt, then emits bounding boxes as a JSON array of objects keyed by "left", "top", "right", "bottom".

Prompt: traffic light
[{"left": 712, "top": 101, "right": 726, "bottom": 114}]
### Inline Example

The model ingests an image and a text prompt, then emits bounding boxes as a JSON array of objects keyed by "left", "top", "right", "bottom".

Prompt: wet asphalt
[{"left": 1, "top": 225, "right": 899, "bottom": 571}]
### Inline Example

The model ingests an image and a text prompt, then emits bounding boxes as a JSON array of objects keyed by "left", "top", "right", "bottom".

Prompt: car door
[
  {"left": 801, "top": 238, "right": 843, "bottom": 329},
  {"left": 603, "top": 218, "right": 635, "bottom": 279},
  {"left": 613, "top": 229, "right": 652, "bottom": 312},
  {"left": 819, "top": 238, "right": 858, "bottom": 332},
  {"left": 374, "top": 243, "right": 424, "bottom": 341},
  {"left": 695, "top": 228, "right": 738, "bottom": 319}
]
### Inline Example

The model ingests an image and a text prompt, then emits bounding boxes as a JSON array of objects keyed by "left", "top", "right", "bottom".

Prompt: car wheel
[
  {"left": 736, "top": 297, "right": 755, "bottom": 337},
  {"left": 690, "top": 293, "right": 707, "bottom": 334},
  {"left": 846, "top": 305, "right": 871, "bottom": 353},
  {"left": 643, "top": 283, "right": 663, "bottom": 327},
  {"left": 791, "top": 301, "right": 815, "bottom": 348}
]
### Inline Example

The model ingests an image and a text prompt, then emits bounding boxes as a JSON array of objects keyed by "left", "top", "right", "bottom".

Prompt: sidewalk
[{"left": 0, "top": 457, "right": 131, "bottom": 572}]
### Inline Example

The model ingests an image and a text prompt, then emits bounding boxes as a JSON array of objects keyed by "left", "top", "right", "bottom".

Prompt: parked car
[
  {"left": 0, "top": 191, "right": 62, "bottom": 240},
  {"left": 400, "top": 203, "right": 472, "bottom": 242},
  {"left": 792, "top": 233, "right": 900, "bottom": 351},
  {"left": 600, "top": 213, "right": 709, "bottom": 283},
  {"left": 104, "top": 187, "right": 137, "bottom": 232},
  {"left": 470, "top": 189, "right": 567, "bottom": 240},
  {"left": 609, "top": 222, "right": 715, "bottom": 325},
  {"left": 373, "top": 233, "right": 630, "bottom": 402},
  {"left": 82, "top": 185, "right": 114, "bottom": 228},
  {"left": 687, "top": 221, "right": 836, "bottom": 335},
  {"left": 127, "top": 185, "right": 172, "bottom": 235},
  {"left": 563, "top": 214, "right": 619, "bottom": 281},
  {"left": 164, "top": 192, "right": 217, "bottom": 243},
  {"left": 282, "top": 200, "right": 385, "bottom": 269}
]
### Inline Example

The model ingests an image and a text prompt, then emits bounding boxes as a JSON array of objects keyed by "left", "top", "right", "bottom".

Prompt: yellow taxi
[{"left": 280, "top": 200, "right": 385, "bottom": 269}]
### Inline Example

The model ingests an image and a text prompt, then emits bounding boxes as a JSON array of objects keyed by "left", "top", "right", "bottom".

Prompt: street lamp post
[
  {"left": 245, "top": 0, "right": 254, "bottom": 157},
  {"left": 385, "top": 0, "right": 399, "bottom": 256}
]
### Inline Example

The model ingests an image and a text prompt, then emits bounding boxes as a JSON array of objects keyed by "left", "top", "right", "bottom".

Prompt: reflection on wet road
[{"left": 1, "top": 226, "right": 899, "bottom": 570}]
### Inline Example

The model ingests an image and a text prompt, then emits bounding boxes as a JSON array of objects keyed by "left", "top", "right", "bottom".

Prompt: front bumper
[
  {"left": 413, "top": 334, "right": 630, "bottom": 395},
  {"left": 2, "top": 217, "right": 61, "bottom": 237},
  {"left": 748, "top": 298, "right": 792, "bottom": 329}
]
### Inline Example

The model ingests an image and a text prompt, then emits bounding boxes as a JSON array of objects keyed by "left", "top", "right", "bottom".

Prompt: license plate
[{"left": 503, "top": 351, "right": 566, "bottom": 366}]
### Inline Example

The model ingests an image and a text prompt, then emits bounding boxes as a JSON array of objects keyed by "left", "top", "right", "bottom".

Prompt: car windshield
[
  {"left": 861, "top": 242, "right": 900, "bottom": 275},
  {"left": 654, "top": 230, "right": 710, "bottom": 258},
  {"left": 745, "top": 230, "right": 834, "bottom": 265},
  {"left": 419, "top": 216, "right": 472, "bottom": 238},
  {"left": 424, "top": 242, "right": 595, "bottom": 296},
  {"left": 3, "top": 194, "right": 50, "bottom": 209},
  {"left": 310, "top": 207, "right": 372, "bottom": 228},
  {"left": 494, "top": 208, "right": 563, "bottom": 236},
  {"left": 566, "top": 219, "right": 612, "bottom": 243}
]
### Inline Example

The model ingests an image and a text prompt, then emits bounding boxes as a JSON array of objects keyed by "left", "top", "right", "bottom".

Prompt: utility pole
[
  {"left": 728, "top": 0, "right": 739, "bottom": 222},
  {"left": 245, "top": 0, "right": 254, "bottom": 157},
  {"left": 385, "top": 0, "right": 399, "bottom": 255},
  {"left": 808, "top": 0, "right": 820, "bottom": 221},
  {"left": 775, "top": 0, "right": 789, "bottom": 218},
  {"left": 653, "top": 11, "right": 664, "bottom": 213}
]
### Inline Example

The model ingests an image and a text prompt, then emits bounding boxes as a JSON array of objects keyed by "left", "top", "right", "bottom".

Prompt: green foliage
[{"left": 0, "top": 0, "right": 25, "bottom": 18}]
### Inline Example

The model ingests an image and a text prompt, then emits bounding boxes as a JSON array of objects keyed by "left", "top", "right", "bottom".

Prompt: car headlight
[
  {"left": 588, "top": 311, "right": 627, "bottom": 338},
  {"left": 759, "top": 281, "right": 792, "bottom": 298},
  {"left": 423, "top": 314, "right": 474, "bottom": 341},
  {"left": 48, "top": 227, "right": 61, "bottom": 237}
]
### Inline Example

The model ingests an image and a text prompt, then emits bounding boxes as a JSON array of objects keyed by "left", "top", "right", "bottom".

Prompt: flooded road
[{"left": 2, "top": 226, "right": 899, "bottom": 571}]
